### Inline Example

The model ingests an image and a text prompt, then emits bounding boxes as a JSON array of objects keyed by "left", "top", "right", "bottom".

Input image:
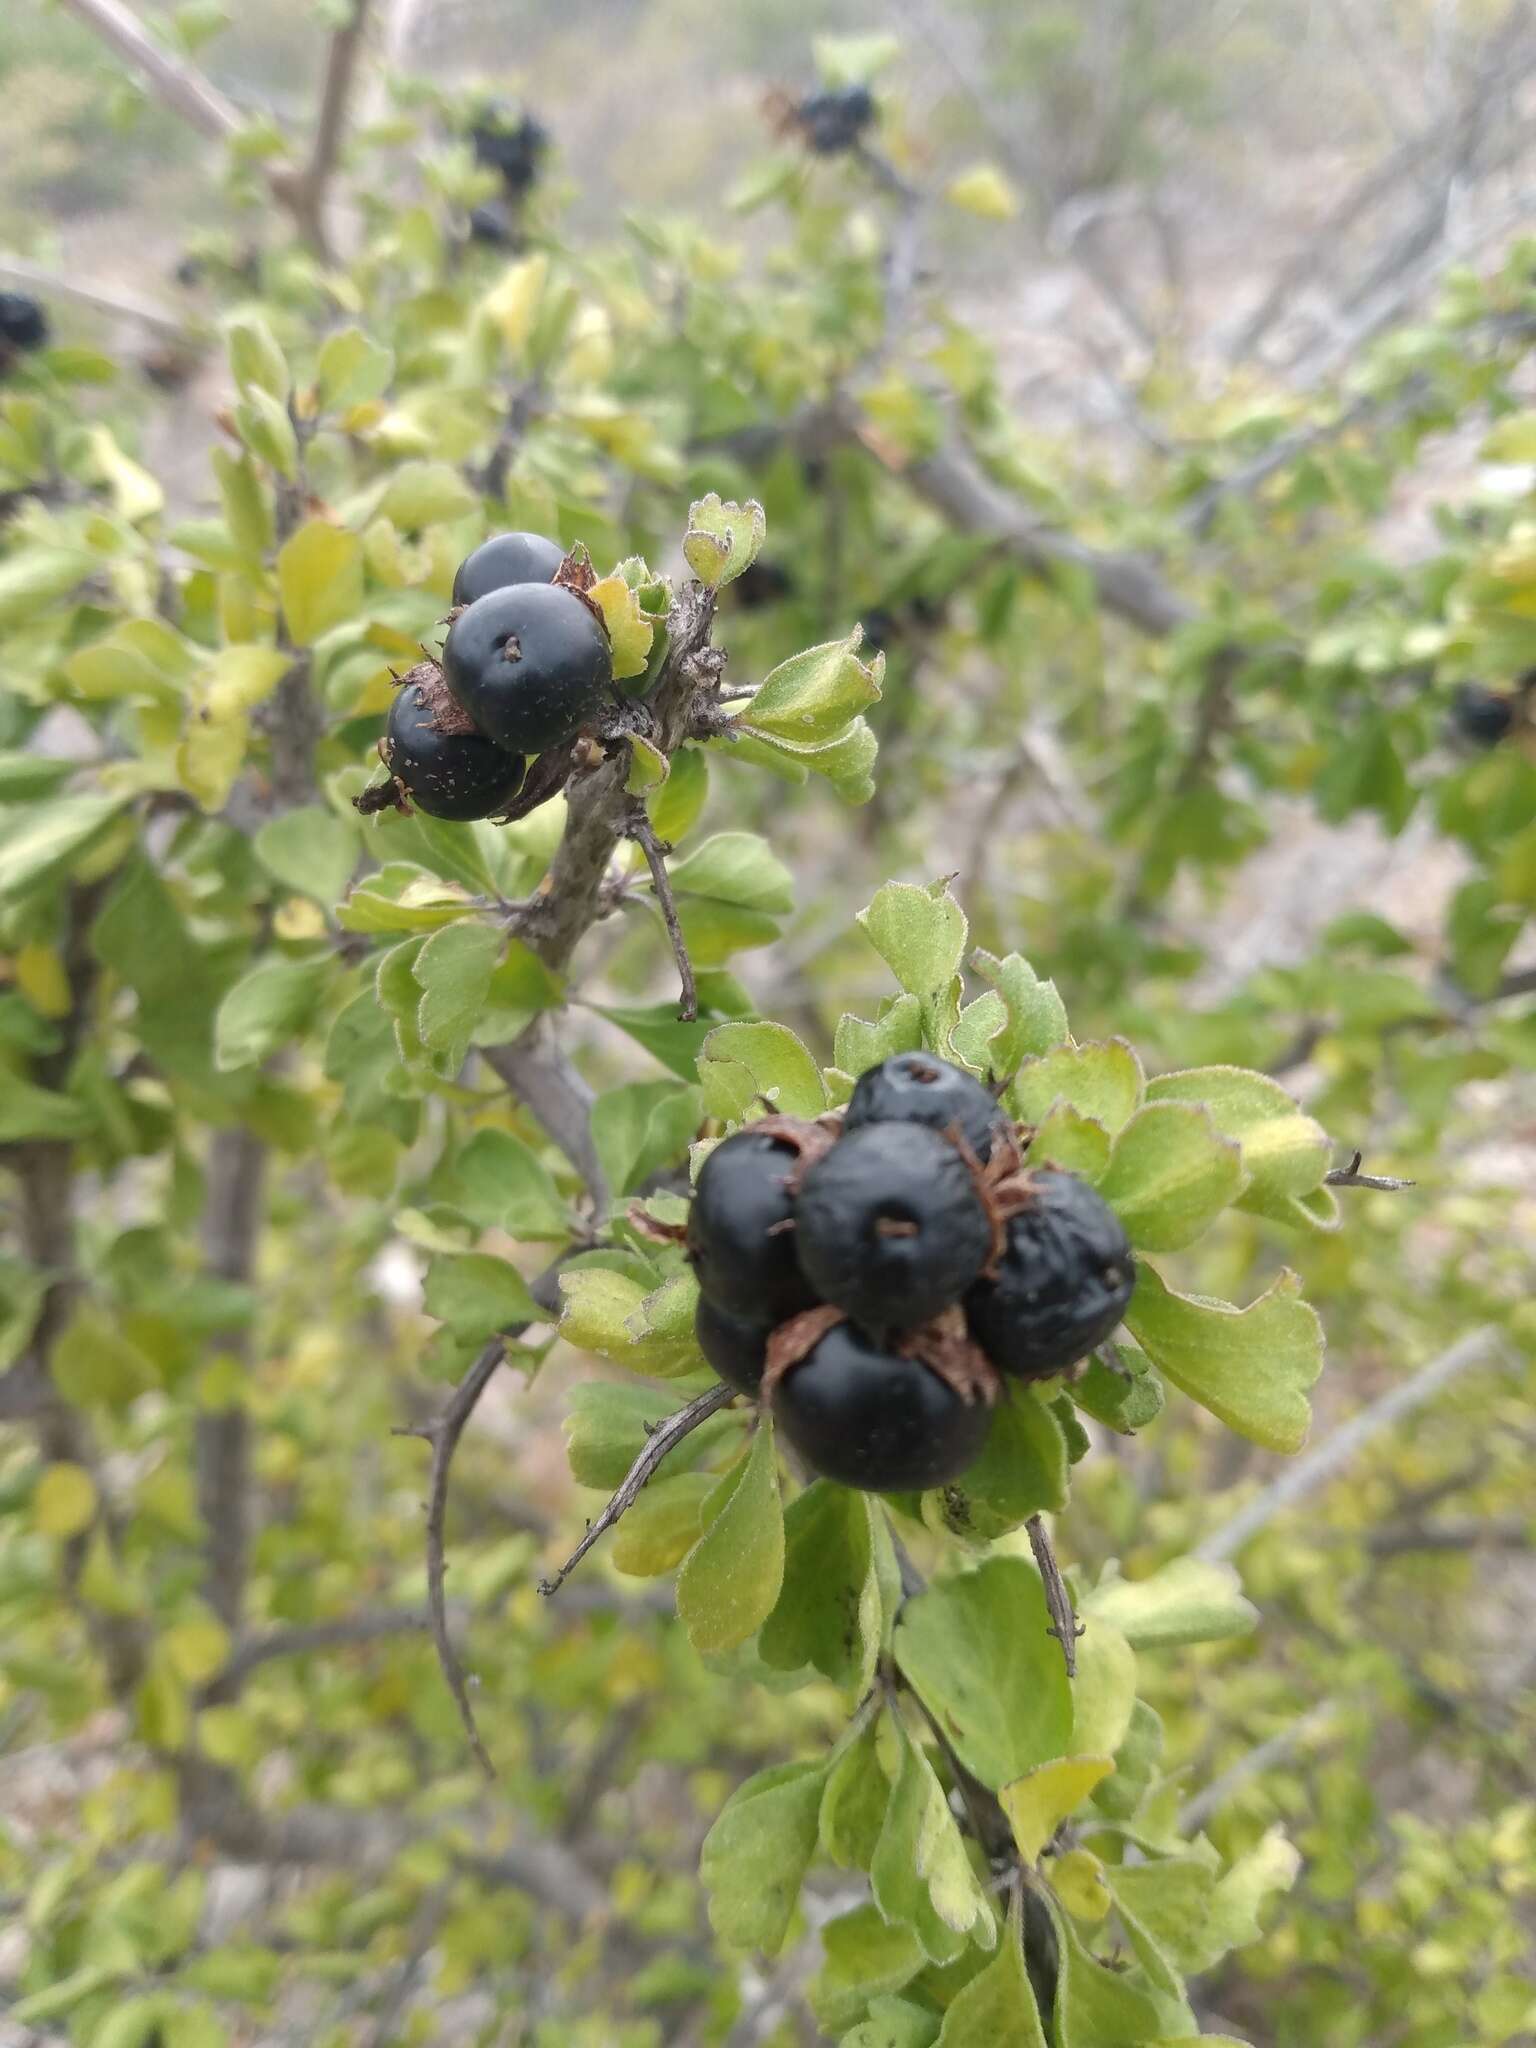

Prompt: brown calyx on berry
[{"left": 895, "top": 1305, "right": 1002, "bottom": 1407}]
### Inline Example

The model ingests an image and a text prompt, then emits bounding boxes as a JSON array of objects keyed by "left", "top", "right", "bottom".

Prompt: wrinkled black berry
[
  {"left": 452, "top": 531, "right": 565, "bottom": 609},
  {"left": 797, "top": 84, "right": 877, "bottom": 155},
  {"left": 442, "top": 582, "right": 612, "bottom": 755},
  {"left": 471, "top": 108, "right": 548, "bottom": 194},
  {"left": 772, "top": 1322, "right": 990, "bottom": 1491},
  {"left": 1450, "top": 683, "right": 1515, "bottom": 747},
  {"left": 687, "top": 1129, "right": 817, "bottom": 1324},
  {"left": 694, "top": 1295, "right": 772, "bottom": 1395},
  {"left": 965, "top": 1169, "right": 1135, "bottom": 1380},
  {"left": 0, "top": 293, "right": 48, "bottom": 353},
  {"left": 795, "top": 1122, "right": 990, "bottom": 1332},
  {"left": 844, "top": 1051, "right": 1009, "bottom": 1162},
  {"left": 382, "top": 679, "right": 525, "bottom": 820}
]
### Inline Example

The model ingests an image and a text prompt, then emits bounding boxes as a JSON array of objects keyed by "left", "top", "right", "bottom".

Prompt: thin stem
[
  {"left": 539, "top": 1383, "right": 735, "bottom": 1597},
  {"left": 627, "top": 803, "right": 698, "bottom": 1022},
  {"left": 1325, "top": 1150, "right": 1415, "bottom": 1191},
  {"left": 1026, "top": 1514, "right": 1082, "bottom": 1678}
]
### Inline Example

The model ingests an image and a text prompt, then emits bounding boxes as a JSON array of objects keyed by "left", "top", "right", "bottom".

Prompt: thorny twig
[
  {"left": 627, "top": 802, "right": 699, "bottom": 1022},
  {"left": 1026, "top": 1514, "right": 1083, "bottom": 1678},
  {"left": 539, "top": 1383, "right": 736, "bottom": 1597},
  {"left": 1325, "top": 1150, "right": 1416, "bottom": 1192}
]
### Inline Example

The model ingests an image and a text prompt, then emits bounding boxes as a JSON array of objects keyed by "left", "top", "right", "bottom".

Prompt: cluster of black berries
[
  {"left": 356, "top": 531, "right": 613, "bottom": 823},
  {"left": 686, "top": 1052, "right": 1136, "bottom": 1494},
  {"left": 793, "top": 84, "right": 878, "bottom": 155},
  {"left": 0, "top": 292, "right": 49, "bottom": 376},
  {"left": 1449, "top": 674, "right": 1535, "bottom": 749},
  {"left": 471, "top": 106, "right": 549, "bottom": 194}
]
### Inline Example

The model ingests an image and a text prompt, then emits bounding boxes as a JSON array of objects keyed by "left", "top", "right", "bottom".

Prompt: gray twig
[
  {"left": 1026, "top": 1514, "right": 1082, "bottom": 1678},
  {"left": 627, "top": 803, "right": 698, "bottom": 1022},
  {"left": 539, "top": 1383, "right": 735, "bottom": 1597},
  {"left": 1324, "top": 1151, "right": 1415, "bottom": 1192}
]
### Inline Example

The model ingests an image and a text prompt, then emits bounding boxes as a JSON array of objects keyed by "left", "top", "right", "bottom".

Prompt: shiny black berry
[
  {"left": 795, "top": 1123, "right": 990, "bottom": 1333},
  {"left": 965, "top": 1169, "right": 1135, "bottom": 1380},
  {"left": 0, "top": 293, "right": 48, "bottom": 353},
  {"left": 452, "top": 531, "right": 565, "bottom": 608},
  {"left": 797, "top": 85, "right": 877, "bottom": 155},
  {"left": 687, "top": 1129, "right": 817, "bottom": 1324},
  {"left": 695, "top": 1296, "right": 772, "bottom": 1395},
  {"left": 382, "top": 679, "right": 525, "bottom": 821},
  {"left": 471, "top": 108, "right": 548, "bottom": 194},
  {"left": 844, "top": 1051, "right": 1009, "bottom": 1161},
  {"left": 772, "top": 1322, "right": 990, "bottom": 1492},
  {"left": 442, "top": 583, "right": 612, "bottom": 756},
  {"left": 1450, "top": 683, "right": 1515, "bottom": 747}
]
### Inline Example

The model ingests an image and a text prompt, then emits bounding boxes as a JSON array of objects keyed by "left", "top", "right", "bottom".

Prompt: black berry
[
  {"left": 796, "top": 85, "right": 877, "bottom": 155},
  {"left": 442, "top": 582, "right": 612, "bottom": 755},
  {"left": 844, "top": 1051, "right": 1009, "bottom": 1162},
  {"left": 859, "top": 607, "right": 899, "bottom": 655},
  {"left": 772, "top": 1322, "right": 990, "bottom": 1492},
  {"left": 694, "top": 1296, "right": 772, "bottom": 1395},
  {"left": 471, "top": 108, "right": 548, "bottom": 194},
  {"left": 732, "top": 559, "right": 795, "bottom": 610},
  {"left": 965, "top": 1169, "right": 1135, "bottom": 1380},
  {"left": 467, "top": 203, "right": 516, "bottom": 249},
  {"left": 452, "top": 531, "right": 565, "bottom": 608},
  {"left": 1450, "top": 683, "right": 1515, "bottom": 747},
  {"left": 795, "top": 1122, "right": 990, "bottom": 1333},
  {"left": 0, "top": 293, "right": 48, "bottom": 353},
  {"left": 382, "top": 678, "right": 525, "bottom": 821},
  {"left": 687, "top": 1129, "right": 817, "bottom": 1324}
]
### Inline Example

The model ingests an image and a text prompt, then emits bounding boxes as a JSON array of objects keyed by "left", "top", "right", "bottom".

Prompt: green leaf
[
  {"left": 0, "top": 752, "right": 76, "bottom": 799},
  {"left": 277, "top": 519, "right": 365, "bottom": 647},
  {"left": 625, "top": 735, "right": 668, "bottom": 794},
  {"left": 214, "top": 955, "right": 329, "bottom": 1071},
  {"left": 1124, "top": 1260, "right": 1324, "bottom": 1453},
  {"left": 316, "top": 326, "right": 394, "bottom": 410},
  {"left": 1069, "top": 1618, "right": 1138, "bottom": 1759},
  {"left": 740, "top": 631, "right": 884, "bottom": 747},
  {"left": 234, "top": 387, "right": 298, "bottom": 478},
  {"left": 254, "top": 805, "right": 357, "bottom": 906},
  {"left": 813, "top": 31, "right": 901, "bottom": 84},
  {"left": 1203, "top": 1826, "right": 1301, "bottom": 1951},
  {"left": 0, "top": 1076, "right": 93, "bottom": 1142},
  {"left": 676, "top": 1421, "right": 784, "bottom": 1654},
  {"left": 969, "top": 950, "right": 1070, "bottom": 1072},
  {"left": 1144, "top": 1065, "right": 1333, "bottom": 1229},
  {"left": 698, "top": 1020, "right": 827, "bottom": 1121},
  {"left": 833, "top": 995, "right": 925, "bottom": 1079},
  {"left": 0, "top": 794, "right": 127, "bottom": 905},
  {"left": 1092, "top": 1698, "right": 1163, "bottom": 1822},
  {"left": 759, "top": 1482, "right": 881, "bottom": 1695},
  {"left": 700, "top": 1759, "right": 825, "bottom": 1953},
  {"left": 413, "top": 918, "right": 503, "bottom": 1073},
  {"left": 1071, "top": 1345, "right": 1164, "bottom": 1435},
  {"left": 611, "top": 1470, "right": 714, "bottom": 1576},
  {"left": 226, "top": 313, "right": 289, "bottom": 401},
  {"left": 649, "top": 744, "right": 708, "bottom": 844},
  {"left": 1048, "top": 1897, "right": 1165, "bottom": 2048},
  {"left": 375, "top": 460, "right": 479, "bottom": 529},
  {"left": 594, "top": 1001, "right": 715, "bottom": 1080},
  {"left": 894, "top": 1558, "right": 1073, "bottom": 1790},
  {"left": 1022, "top": 1104, "right": 1113, "bottom": 1182},
  {"left": 337, "top": 865, "right": 479, "bottom": 934},
  {"left": 945, "top": 165, "right": 1021, "bottom": 220},
  {"left": 683, "top": 493, "right": 766, "bottom": 588},
  {"left": 1082, "top": 1556, "right": 1256, "bottom": 1649},
  {"left": 921, "top": 1392, "right": 1069, "bottom": 1542},
  {"left": 858, "top": 879, "right": 967, "bottom": 1002},
  {"left": 934, "top": 1910, "right": 1048, "bottom": 2047},
  {"left": 1000, "top": 1755, "right": 1114, "bottom": 1864},
  {"left": 821, "top": 1714, "right": 891, "bottom": 1871},
  {"left": 666, "top": 831, "right": 795, "bottom": 914},
  {"left": 592, "top": 1079, "right": 702, "bottom": 1198},
  {"left": 449, "top": 1127, "right": 567, "bottom": 1240},
  {"left": 872, "top": 1718, "right": 996, "bottom": 1963},
  {"left": 422, "top": 1252, "right": 538, "bottom": 1339},
  {"left": 590, "top": 572, "right": 655, "bottom": 681},
  {"left": 1011, "top": 1040, "right": 1144, "bottom": 1135},
  {"left": 1108, "top": 1859, "right": 1221, "bottom": 1972},
  {"left": 811, "top": 1907, "right": 926, "bottom": 2035},
  {"left": 1097, "top": 1100, "right": 1245, "bottom": 1251},
  {"left": 842, "top": 1999, "right": 942, "bottom": 2048},
  {"left": 50, "top": 1313, "right": 159, "bottom": 1410},
  {"left": 559, "top": 1266, "right": 702, "bottom": 1376}
]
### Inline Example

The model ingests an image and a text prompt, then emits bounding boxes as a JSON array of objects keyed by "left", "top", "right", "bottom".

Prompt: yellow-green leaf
[
  {"left": 676, "top": 1420, "right": 784, "bottom": 1654},
  {"left": 277, "top": 519, "right": 364, "bottom": 647}
]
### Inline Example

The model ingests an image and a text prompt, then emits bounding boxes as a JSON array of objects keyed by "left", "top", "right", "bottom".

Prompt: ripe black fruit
[
  {"left": 1450, "top": 683, "right": 1515, "bottom": 747},
  {"left": 0, "top": 293, "right": 48, "bottom": 353},
  {"left": 694, "top": 1296, "right": 772, "bottom": 1395},
  {"left": 732, "top": 558, "right": 795, "bottom": 610},
  {"left": 687, "top": 1129, "right": 816, "bottom": 1324},
  {"left": 797, "top": 84, "right": 877, "bottom": 154},
  {"left": 965, "top": 1168, "right": 1135, "bottom": 1379},
  {"left": 383, "top": 678, "right": 525, "bottom": 820},
  {"left": 451, "top": 531, "right": 565, "bottom": 608},
  {"left": 442, "top": 582, "right": 612, "bottom": 755},
  {"left": 844, "top": 1051, "right": 1008, "bottom": 1162},
  {"left": 772, "top": 1322, "right": 991, "bottom": 1492},
  {"left": 468, "top": 203, "right": 516, "bottom": 249},
  {"left": 471, "top": 108, "right": 548, "bottom": 193},
  {"left": 795, "top": 1122, "right": 990, "bottom": 1332}
]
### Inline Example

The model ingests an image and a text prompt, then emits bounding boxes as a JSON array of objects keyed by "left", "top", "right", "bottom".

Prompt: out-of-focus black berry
[
  {"left": 452, "top": 531, "right": 565, "bottom": 609},
  {"left": 468, "top": 203, "right": 516, "bottom": 248},
  {"left": 471, "top": 107, "right": 549, "bottom": 194},
  {"left": 1450, "top": 683, "right": 1515, "bottom": 747},
  {"left": 772, "top": 1321, "right": 990, "bottom": 1491},
  {"left": 442, "top": 582, "right": 612, "bottom": 755},
  {"left": 844, "top": 1051, "right": 1009, "bottom": 1161},
  {"left": 381, "top": 679, "right": 526, "bottom": 820},
  {"left": 965, "top": 1169, "right": 1135, "bottom": 1379},
  {"left": 797, "top": 84, "right": 877, "bottom": 155},
  {"left": 687, "top": 1129, "right": 817, "bottom": 1324},
  {"left": 731, "top": 559, "right": 795, "bottom": 610},
  {"left": 795, "top": 1122, "right": 990, "bottom": 1332},
  {"left": 694, "top": 1295, "right": 772, "bottom": 1395},
  {"left": 0, "top": 293, "right": 49, "bottom": 353},
  {"left": 859, "top": 607, "right": 899, "bottom": 654}
]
